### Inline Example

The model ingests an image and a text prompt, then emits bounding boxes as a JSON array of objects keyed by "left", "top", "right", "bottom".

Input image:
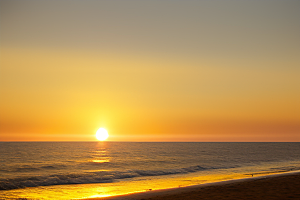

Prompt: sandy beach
[{"left": 95, "top": 172, "right": 300, "bottom": 200}]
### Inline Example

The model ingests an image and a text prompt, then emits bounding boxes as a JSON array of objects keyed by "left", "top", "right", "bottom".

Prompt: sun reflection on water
[
  {"left": 91, "top": 159, "right": 110, "bottom": 163},
  {"left": 91, "top": 145, "right": 110, "bottom": 164}
]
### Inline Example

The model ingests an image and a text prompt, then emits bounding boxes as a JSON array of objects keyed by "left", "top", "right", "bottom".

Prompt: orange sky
[{"left": 1, "top": 1, "right": 299, "bottom": 141}]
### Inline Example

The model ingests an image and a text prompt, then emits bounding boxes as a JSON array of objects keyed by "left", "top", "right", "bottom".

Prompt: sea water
[{"left": 1, "top": 142, "right": 300, "bottom": 199}]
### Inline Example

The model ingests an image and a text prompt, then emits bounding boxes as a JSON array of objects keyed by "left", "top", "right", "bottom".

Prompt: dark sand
[{"left": 98, "top": 172, "right": 300, "bottom": 200}]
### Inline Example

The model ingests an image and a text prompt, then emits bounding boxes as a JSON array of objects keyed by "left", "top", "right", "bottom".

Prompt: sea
[{"left": 1, "top": 142, "right": 300, "bottom": 199}]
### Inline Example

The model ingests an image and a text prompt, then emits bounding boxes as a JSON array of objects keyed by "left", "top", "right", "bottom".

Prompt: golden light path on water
[{"left": 0, "top": 164, "right": 290, "bottom": 200}]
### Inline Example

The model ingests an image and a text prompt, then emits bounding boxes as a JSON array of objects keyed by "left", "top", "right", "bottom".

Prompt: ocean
[{"left": 1, "top": 142, "right": 300, "bottom": 199}]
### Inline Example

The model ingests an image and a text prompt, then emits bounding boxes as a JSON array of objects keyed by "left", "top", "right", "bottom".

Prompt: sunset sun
[{"left": 96, "top": 128, "right": 109, "bottom": 141}]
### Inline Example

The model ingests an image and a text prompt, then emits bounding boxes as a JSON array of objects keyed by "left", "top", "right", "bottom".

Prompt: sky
[{"left": 0, "top": 0, "right": 299, "bottom": 142}]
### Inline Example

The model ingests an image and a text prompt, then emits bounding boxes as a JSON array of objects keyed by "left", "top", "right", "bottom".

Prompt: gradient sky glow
[{"left": 1, "top": 0, "right": 299, "bottom": 141}]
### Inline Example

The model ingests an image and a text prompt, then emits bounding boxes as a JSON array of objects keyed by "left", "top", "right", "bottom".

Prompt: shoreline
[{"left": 86, "top": 171, "right": 300, "bottom": 200}]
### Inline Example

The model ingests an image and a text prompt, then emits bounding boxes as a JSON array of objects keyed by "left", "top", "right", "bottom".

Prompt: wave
[
  {"left": 0, "top": 165, "right": 209, "bottom": 190},
  {"left": 4, "top": 164, "right": 67, "bottom": 173},
  {"left": 2, "top": 164, "right": 299, "bottom": 190}
]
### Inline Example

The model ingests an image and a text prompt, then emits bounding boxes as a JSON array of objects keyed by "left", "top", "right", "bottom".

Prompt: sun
[{"left": 96, "top": 128, "right": 109, "bottom": 141}]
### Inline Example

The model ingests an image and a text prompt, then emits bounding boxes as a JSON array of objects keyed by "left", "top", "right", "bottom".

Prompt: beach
[{"left": 99, "top": 172, "right": 300, "bottom": 200}]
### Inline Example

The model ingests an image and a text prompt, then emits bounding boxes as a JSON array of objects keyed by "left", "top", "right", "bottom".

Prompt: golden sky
[{"left": 1, "top": 0, "right": 299, "bottom": 141}]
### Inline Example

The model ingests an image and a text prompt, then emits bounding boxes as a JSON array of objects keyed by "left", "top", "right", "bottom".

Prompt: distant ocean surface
[{"left": 1, "top": 142, "right": 300, "bottom": 199}]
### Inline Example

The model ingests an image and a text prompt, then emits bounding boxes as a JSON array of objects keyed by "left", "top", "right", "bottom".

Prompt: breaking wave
[{"left": 0, "top": 165, "right": 209, "bottom": 190}]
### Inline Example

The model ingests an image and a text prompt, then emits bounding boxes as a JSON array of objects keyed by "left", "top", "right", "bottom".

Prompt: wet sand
[{"left": 97, "top": 172, "right": 300, "bottom": 200}]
